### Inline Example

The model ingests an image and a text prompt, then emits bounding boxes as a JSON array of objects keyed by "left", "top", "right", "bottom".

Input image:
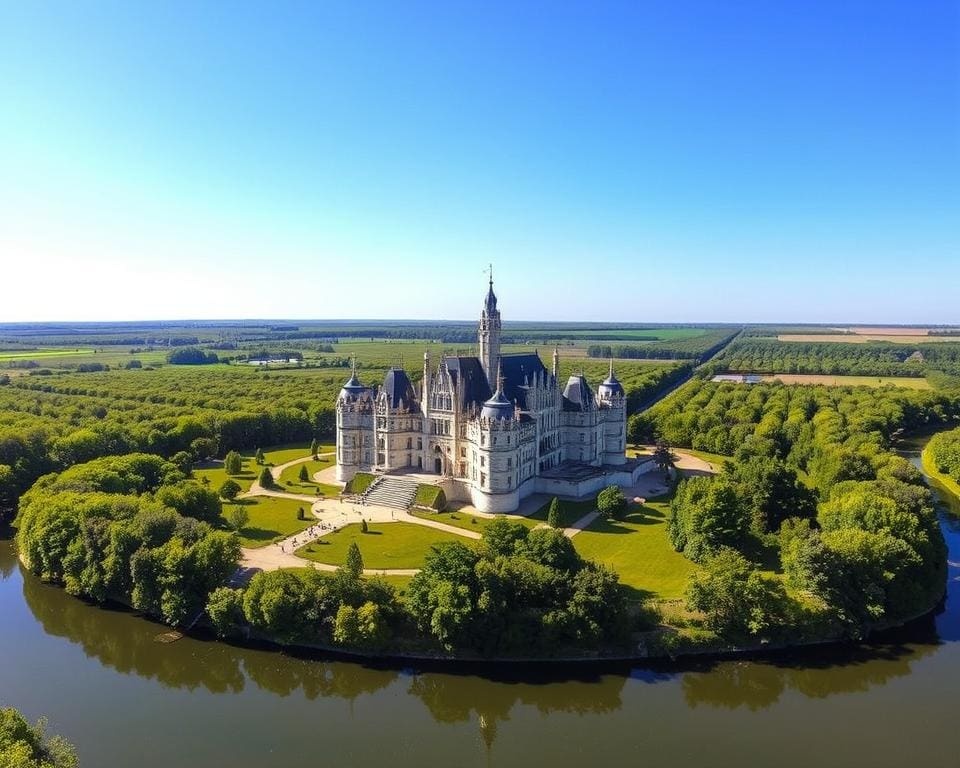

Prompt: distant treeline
[
  {"left": 587, "top": 329, "right": 740, "bottom": 361},
  {"left": 714, "top": 337, "right": 960, "bottom": 377}
]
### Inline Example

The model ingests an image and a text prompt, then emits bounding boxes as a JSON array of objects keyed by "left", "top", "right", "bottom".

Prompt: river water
[{"left": 1, "top": 447, "right": 957, "bottom": 768}]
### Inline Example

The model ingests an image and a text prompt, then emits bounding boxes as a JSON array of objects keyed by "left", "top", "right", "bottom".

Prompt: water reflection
[{"left": 680, "top": 641, "right": 936, "bottom": 710}]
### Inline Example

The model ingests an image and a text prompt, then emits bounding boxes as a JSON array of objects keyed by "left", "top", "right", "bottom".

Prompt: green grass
[
  {"left": 573, "top": 501, "right": 699, "bottom": 601},
  {"left": 410, "top": 508, "right": 538, "bottom": 532},
  {"left": 528, "top": 497, "right": 596, "bottom": 528},
  {"left": 345, "top": 472, "right": 375, "bottom": 494},
  {"left": 412, "top": 484, "right": 446, "bottom": 510},
  {"left": 276, "top": 455, "right": 336, "bottom": 490},
  {"left": 295, "top": 522, "right": 468, "bottom": 569},
  {"left": 222, "top": 496, "right": 314, "bottom": 547}
]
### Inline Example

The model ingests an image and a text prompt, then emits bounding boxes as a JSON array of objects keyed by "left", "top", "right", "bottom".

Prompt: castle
[{"left": 335, "top": 276, "right": 653, "bottom": 512}]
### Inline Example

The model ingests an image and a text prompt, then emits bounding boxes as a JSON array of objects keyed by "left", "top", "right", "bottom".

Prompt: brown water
[{"left": 0, "top": 446, "right": 957, "bottom": 768}]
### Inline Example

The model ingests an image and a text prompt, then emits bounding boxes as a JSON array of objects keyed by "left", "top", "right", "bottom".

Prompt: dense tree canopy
[
  {"left": 16, "top": 455, "right": 241, "bottom": 626},
  {"left": 0, "top": 707, "right": 77, "bottom": 768}
]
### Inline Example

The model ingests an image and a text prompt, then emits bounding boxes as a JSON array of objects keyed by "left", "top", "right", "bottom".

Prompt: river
[{"left": 1, "top": 444, "right": 957, "bottom": 768}]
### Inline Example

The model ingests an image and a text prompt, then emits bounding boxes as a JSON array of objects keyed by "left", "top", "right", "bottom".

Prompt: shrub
[
  {"left": 597, "top": 486, "right": 627, "bottom": 520},
  {"left": 224, "top": 450, "right": 243, "bottom": 475}
]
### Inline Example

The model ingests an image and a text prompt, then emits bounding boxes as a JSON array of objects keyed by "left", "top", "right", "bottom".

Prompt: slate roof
[
  {"left": 381, "top": 368, "right": 418, "bottom": 410},
  {"left": 443, "top": 356, "right": 492, "bottom": 411},
  {"left": 562, "top": 374, "right": 594, "bottom": 411},
  {"left": 499, "top": 353, "right": 548, "bottom": 409}
]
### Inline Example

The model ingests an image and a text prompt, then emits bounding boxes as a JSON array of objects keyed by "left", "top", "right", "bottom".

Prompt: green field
[
  {"left": 223, "top": 496, "right": 314, "bottom": 547},
  {"left": 572, "top": 501, "right": 699, "bottom": 601},
  {"left": 295, "top": 522, "right": 468, "bottom": 569},
  {"left": 0, "top": 348, "right": 95, "bottom": 360},
  {"left": 528, "top": 496, "right": 597, "bottom": 528},
  {"left": 411, "top": 508, "right": 538, "bottom": 532}
]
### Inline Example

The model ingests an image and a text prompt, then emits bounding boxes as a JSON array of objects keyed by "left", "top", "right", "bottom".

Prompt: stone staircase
[{"left": 361, "top": 476, "right": 420, "bottom": 510}]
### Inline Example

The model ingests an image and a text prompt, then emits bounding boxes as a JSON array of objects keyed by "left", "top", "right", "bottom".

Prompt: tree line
[{"left": 713, "top": 337, "right": 960, "bottom": 377}]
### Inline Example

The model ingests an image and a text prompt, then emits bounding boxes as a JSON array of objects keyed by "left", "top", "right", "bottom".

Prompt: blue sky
[{"left": 1, "top": 1, "right": 957, "bottom": 323}]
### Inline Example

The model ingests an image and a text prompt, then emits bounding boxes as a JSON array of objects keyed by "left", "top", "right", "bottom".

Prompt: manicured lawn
[
  {"left": 295, "top": 522, "right": 467, "bottom": 569},
  {"left": 276, "top": 456, "right": 337, "bottom": 494},
  {"left": 528, "top": 497, "right": 596, "bottom": 528},
  {"left": 222, "top": 496, "right": 314, "bottom": 548},
  {"left": 410, "top": 508, "right": 537, "bottom": 533},
  {"left": 572, "top": 501, "right": 699, "bottom": 602}
]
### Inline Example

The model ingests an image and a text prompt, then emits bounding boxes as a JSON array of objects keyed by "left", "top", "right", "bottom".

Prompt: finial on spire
[
  {"left": 609, "top": 357, "right": 614, "bottom": 378},
  {"left": 488, "top": 262, "right": 493, "bottom": 287},
  {"left": 496, "top": 356, "right": 505, "bottom": 394},
  {"left": 351, "top": 356, "right": 357, "bottom": 376}
]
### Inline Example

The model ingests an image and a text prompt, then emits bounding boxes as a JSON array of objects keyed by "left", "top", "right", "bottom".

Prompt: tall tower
[{"left": 478, "top": 267, "right": 501, "bottom": 385}]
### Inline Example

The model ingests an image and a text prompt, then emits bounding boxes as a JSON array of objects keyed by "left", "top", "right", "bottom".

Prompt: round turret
[
  {"left": 338, "top": 361, "right": 370, "bottom": 402},
  {"left": 481, "top": 390, "right": 513, "bottom": 420},
  {"left": 598, "top": 359, "right": 625, "bottom": 398}
]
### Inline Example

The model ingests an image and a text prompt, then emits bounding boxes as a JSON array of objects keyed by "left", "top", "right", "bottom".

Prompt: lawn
[
  {"left": 527, "top": 496, "right": 597, "bottom": 528},
  {"left": 572, "top": 501, "right": 699, "bottom": 602},
  {"left": 222, "top": 496, "right": 314, "bottom": 547},
  {"left": 411, "top": 508, "right": 538, "bottom": 532},
  {"left": 276, "top": 456, "right": 338, "bottom": 494},
  {"left": 295, "top": 522, "right": 468, "bottom": 570}
]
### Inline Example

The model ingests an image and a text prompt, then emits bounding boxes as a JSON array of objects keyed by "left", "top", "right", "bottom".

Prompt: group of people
[{"left": 277, "top": 511, "right": 349, "bottom": 553}]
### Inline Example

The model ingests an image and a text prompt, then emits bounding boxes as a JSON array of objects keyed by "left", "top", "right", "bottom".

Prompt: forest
[
  {"left": 713, "top": 336, "right": 960, "bottom": 377},
  {"left": 631, "top": 378, "right": 952, "bottom": 640}
]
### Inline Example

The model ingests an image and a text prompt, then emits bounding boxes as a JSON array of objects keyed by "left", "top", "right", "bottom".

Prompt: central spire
[{"left": 478, "top": 268, "right": 502, "bottom": 385}]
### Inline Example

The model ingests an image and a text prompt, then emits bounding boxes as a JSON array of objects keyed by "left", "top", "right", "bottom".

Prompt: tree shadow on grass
[
  {"left": 241, "top": 527, "right": 282, "bottom": 543},
  {"left": 361, "top": 530, "right": 383, "bottom": 536}
]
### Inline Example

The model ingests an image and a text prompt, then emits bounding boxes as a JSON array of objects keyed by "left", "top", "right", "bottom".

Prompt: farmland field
[
  {"left": 765, "top": 373, "right": 932, "bottom": 389},
  {"left": 0, "top": 348, "right": 94, "bottom": 360},
  {"left": 777, "top": 333, "right": 955, "bottom": 344}
]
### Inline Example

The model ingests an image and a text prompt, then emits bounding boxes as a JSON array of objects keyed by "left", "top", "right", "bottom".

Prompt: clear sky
[{"left": 1, "top": 1, "right": 957, "bottom": 324}]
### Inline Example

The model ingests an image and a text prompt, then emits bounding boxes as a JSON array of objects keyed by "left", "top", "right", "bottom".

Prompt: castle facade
[{"left": 335, "top": 277, "right": 652, "bottom": 512}]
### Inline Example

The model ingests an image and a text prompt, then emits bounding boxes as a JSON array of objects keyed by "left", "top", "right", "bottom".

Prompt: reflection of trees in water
[
  {"left": 681, "top": 641, "right": 938, "bottom": 710},
  {"left": 20, "top": 562, "right": 399, "bottom": 700},
  {"left": 0, "top": 539, "right": 16, "bottom": 579},
  {"left": 409, "top": 669, "right": 626, "bottom": 749},
  {"left": 243, "top": 654, "right": 397, "bottom": 702}
]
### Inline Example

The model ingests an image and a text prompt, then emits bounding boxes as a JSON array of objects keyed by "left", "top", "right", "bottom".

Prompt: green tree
[
  {"left": 299, "top": 464, "right": 309, "bottom": 483},
  {"left": 546, "top": 497, "right": 562, "bottom": 529},
  {"left": 170, "top": 450, "right": 195, "bottom": 475},
  {"left": 258, "top": 466, "right": 274, "bottom": 489},
  {"left": 0, "top": 463, "right": 15, "bottom": 510},
  {"left": 361, "top": 518, "right": 368, "bottom": 533},
  {"left": 219, "top": 479, "right": 241, "bottom": 501},
  {"left": 668, "top": 476, "right": 750, "bottom": 562},
  {"left": 481, "top": 516, "right": 528, "bottom": 558},
  {"left": 254, "top": 447, "right": 265, "bottom": 465},
  {"left": 653, "top": 440, "right": 676, "bottom": 475},
  {"left": 190, "top": 437, "right": 218, "bottom": 462},
  {"left": 224, "top": 450, "right": 243, "bottom": 475},
  {"left": 346, "top": 541, "right": 364, "bottom": 578},
  {"left": 226, "top": 505, "right": 249, "bottom": 532},
  {"left": 206, "top": 586, "right": 245, "bottom": 638},
  {"left": 310, "top": 438, "right": 318, "bottom": 459},
  {"left": 333, "top": 601, "right": 389, "bottom": 649},
  {"left": 0, "top": 707, "right": 78, "bottom": 768},
  {"left": 597, "top": 486, "right": 627, "bottom": 520},
  {"left": 686, "top": 548, "right": 789, "bottom": 638}
]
